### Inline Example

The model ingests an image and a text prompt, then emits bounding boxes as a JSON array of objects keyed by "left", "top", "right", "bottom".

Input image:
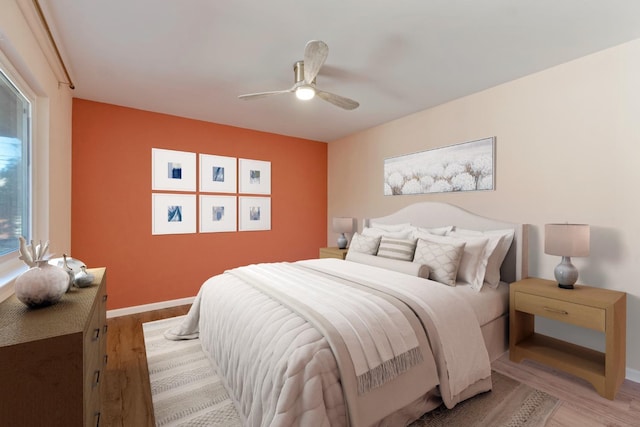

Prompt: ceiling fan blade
[
  {"left": 304, "top": 40, "right": 328, "bottom": 83},
  {"left": 315, "top": 89, "right": 359, "bottom": 110},
  {"left": 238, "top": 87, "right": 294, "bottom": 100}
]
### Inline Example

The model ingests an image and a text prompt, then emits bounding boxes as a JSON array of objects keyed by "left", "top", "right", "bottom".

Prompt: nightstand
[
  {"left": 319, "top": 247, "right": 348, "bottom": 260},
  {"left": 509, "top": 277, "right": 626, "bottom": 400}
]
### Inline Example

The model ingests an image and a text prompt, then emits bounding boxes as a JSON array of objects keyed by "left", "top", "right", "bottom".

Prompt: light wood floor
[{"left": 103, "top": 306, "right": 640, "bottom": 426}]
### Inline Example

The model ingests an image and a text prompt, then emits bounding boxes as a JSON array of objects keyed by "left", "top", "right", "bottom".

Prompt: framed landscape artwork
[{"left": 384, "top": 137, "right": 495, "bottom": 196}]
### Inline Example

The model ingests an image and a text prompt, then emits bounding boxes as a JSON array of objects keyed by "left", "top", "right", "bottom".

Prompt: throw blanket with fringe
[{"left": 229, "top": 263, "right": 423, "bottom": 394}]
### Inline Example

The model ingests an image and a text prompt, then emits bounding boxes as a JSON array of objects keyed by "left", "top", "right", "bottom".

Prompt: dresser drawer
[{"left": 514, "top": 292, "right": 605, "bottom": 332}]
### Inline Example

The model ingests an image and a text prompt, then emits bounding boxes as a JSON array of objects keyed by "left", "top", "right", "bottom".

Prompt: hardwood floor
[
  {"left": 104, "top": 306, "right": 640, "bottom": 426},
  {"left": 102, "top": 305, "right": 191, "bottom": 427}
]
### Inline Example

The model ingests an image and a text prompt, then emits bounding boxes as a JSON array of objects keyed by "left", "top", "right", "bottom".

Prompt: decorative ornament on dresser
[{"left": 14, "top": 237, "right": 69, "bottom": 308}]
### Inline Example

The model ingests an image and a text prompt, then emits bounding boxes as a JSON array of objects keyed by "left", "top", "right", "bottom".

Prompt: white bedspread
[{"left": 166, "top": 258, "right": 492, "bottom": 426}]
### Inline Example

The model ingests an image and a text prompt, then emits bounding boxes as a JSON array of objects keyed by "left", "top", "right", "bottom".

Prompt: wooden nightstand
[
  {"left": 319, "top": 247, "right": 348, "bottom": 260},
  {"left": 509, "top": 277, "right": 626, "bottom": 400}
]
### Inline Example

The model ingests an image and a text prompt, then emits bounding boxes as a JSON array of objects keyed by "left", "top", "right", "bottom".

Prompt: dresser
[
  {"left": 509, "top": 277, "right": 626, "bottom": 400},
  {"left": 0, "top": 267, "right": 107, "bottom": 426}
]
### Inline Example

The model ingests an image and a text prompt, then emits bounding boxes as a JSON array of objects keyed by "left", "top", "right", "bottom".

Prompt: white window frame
[{"left": 0, "top": 46, "right": 44, "bottom": 302}]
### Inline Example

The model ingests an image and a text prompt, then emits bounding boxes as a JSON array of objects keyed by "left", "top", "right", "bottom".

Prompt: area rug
[{"left": 144, "top": 316, "right": 558, "bottom": 427}]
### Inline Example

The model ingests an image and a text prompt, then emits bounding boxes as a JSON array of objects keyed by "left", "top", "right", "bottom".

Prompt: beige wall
[
  {"left": 328, "top": 38, "right": 640, "bottom": 376},
  {"left": 1, "top": 0, "right": 73, "bottom": 255}
]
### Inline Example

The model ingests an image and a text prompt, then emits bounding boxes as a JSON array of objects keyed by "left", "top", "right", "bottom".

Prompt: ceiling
[{"left": 41, "top": 0, "right": 640, "bottom": 142}]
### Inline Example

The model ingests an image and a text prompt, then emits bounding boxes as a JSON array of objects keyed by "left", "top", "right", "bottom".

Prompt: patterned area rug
[{"left": 144, "top": 316, "right": 558, "bottom": 427}]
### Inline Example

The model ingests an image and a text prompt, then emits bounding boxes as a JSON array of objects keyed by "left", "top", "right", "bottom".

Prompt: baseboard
[
  {"left": 107, "top": 296, "right": 195, "bottom": 318},
  {"left": 627, "top": 367, "right": 640, "bottom": 384}
]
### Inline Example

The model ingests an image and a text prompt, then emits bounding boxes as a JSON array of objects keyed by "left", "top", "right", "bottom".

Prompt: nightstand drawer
[{"left": 514, "top": 292, "right": 605, "bottom": 332}]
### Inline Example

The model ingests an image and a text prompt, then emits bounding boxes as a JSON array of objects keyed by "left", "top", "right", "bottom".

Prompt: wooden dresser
[{"left": 0, "top": 267, "right": 107, "bottom": 426}]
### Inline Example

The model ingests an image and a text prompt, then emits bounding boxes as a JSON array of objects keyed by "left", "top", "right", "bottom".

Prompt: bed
[{"left": 166, "top": 202, "right": 529, "bottom": 426}]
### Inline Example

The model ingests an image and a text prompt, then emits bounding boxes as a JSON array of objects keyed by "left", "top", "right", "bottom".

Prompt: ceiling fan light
[{"left": 295, "top": 86, "right": 315, "bottom": 100}]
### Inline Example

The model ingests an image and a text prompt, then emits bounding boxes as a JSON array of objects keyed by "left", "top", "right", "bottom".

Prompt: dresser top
[{"left": 0, "top": 268, "right": 106, "bottom": 346}]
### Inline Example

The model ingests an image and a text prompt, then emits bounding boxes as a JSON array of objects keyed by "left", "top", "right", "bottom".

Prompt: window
[{"left": 0, "top": 67, "right": 31, "bottom": 270}]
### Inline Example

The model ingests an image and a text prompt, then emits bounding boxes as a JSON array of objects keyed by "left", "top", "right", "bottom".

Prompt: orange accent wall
[{"left": 72, "top": 99, "right": 327, "bottom": 310}]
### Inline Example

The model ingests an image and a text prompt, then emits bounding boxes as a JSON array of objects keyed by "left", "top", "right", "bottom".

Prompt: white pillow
[
  {"left": 452, "top": 228, "right": 515, "bottom": 288},
  {"left": 362, "top": 227, "right": 413, "bottom": 239},
  {"left": 345, "top": 251, "right": 429, "bottom": 278},
  {"left": 347, "top": 233, "right": 381, "bottom": 255},
  {"left": 377, "top": 237, "right": 417, "bottom": 261},
  {"left": 446, "top": 231, "right": 500, "bottom": 291},
  {"left": 413, "top": 236, "right": 465, "bottom": 286}
]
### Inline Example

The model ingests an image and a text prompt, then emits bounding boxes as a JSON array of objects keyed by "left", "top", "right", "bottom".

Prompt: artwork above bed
[{"left": 384, "top": 137, "right": 495, "bottom": 196}]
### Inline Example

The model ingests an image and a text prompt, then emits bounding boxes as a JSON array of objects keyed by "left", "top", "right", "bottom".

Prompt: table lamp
[
  {"left": 332, "top": 217, "right": 354, "bottom": 249},
  {"left": 544, "top": 223, "right": 590, "bottom": 289}
]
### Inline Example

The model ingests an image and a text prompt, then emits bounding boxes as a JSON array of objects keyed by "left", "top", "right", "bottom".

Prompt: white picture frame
[
  {"left": 200, "top": 195, "right": 237, "bottom": 233},
  {"left": 239, "top": 158, "right": 271, "bottom": 194},
  {"left": 152, "top": 193, "right": 196, "bottom": 235},
  {"left": 239, "top": 196, "right": 271, "bottom": 231},
  {"left": 152, "top": 148, "right": 196, "bottom": 191},
  {"left": 200, "top": 154, "right": 237, "bottom": 193}
]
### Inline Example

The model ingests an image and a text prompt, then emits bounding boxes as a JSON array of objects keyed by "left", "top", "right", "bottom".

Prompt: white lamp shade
[
  {"left": 545, "top": 224, "right": 590, "bottom": 257},
  {"left": 332, "top": 217, "right": 354, "bottom": 234}
]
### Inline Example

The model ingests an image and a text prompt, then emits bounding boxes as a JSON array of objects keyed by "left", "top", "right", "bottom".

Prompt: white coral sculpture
[{"left": 18, "top": 236, "right": 50, "bottom": 267}]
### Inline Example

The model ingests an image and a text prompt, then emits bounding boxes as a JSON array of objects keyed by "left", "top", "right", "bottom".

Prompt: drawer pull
[
  {"left": 104, "top": 354, "right": 109, "bottom": 365},
  {"left": 103, "top": 324, "right": 108, "bottom": 334},
  {"left": 95, "top": 411, "right": 101, "bottom": 427},
  {"left": 93, "top": 328, "right": 100, "bottom": 340},
  {"left": 93, "top": 370, "right": 101, "bottom": 386},
  {"left": 102, "top": 294, "right": 108, "bottom": 302},
  {"left": 544, "top": 306, "right": 568, "bottom": 315}
]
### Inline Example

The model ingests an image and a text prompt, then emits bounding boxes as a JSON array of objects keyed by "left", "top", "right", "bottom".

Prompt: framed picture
[
  {"left": 239, "top": 196, "right": 271, "bottom": 231},
  {"left": 152, "top": 193, "right": 196, "bottom": 235},
  {"left": 200, "top": 195, "right": 237, "bottom": 233},
  {"left": 239, "top": 158, "right": 271, "bottom": 194},
  {"left": 200, "top": 154, "right": 237, "bottom": 193},
  {"left": 384, "top": 137, "right": 495, "bottom": 195},
  {"left": 152, "top": 148, "right": 196, "bottom": 191}
]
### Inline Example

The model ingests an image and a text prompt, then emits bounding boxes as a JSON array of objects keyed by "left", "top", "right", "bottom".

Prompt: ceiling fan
[{"left": 238, "top": 40, "right": 359, "bottom": 110}]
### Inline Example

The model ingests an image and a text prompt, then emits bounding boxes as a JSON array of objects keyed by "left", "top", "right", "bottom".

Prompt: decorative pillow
[
  {"left": 347, "top": 233, "right": 381, "bottom": 255},
  {"left": 345, "top": 251, "right": 429, "bottom": 278},
  {"left": 361, "top": 227, "right": 413, "bottom": 239},
  {"left": 376, "top": 237, "right": 417, "bottom": 261},
  {"left": 413, "top": 236, "right": 465, "bottom": 286},
  {"left": 452, "top": 228, "right": 515, "bottom": 288},
  {"left": 446, "top": 232, "right": 499, "bottom": 291}
]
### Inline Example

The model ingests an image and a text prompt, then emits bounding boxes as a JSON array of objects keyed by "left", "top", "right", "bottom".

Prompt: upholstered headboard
[{"left": 364, "top": 202, "right": 529, "bottom": 283}]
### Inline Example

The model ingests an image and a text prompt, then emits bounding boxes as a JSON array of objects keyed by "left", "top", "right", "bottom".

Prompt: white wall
[
  {"left": 328, "top": 38, "right": 640, "bottom": 377},
  {"left": 0, "top": 1, "right": 73, "bottom": 261}
]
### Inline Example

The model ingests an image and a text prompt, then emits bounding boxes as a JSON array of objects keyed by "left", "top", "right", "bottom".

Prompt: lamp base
[
  {"left": 337, "top": 233, "right": 348, "bottom": 250},
  {"left": 554, "top": 256, "right": 578, "bottom": 289}
]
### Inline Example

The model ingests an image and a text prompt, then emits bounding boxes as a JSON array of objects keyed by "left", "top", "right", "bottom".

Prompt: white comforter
[{"left": 166, "top": 258, "right": 492, "bottom": 426}]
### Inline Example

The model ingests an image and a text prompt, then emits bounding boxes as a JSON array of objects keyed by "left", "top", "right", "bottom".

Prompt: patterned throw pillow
[
  {"left": 376, "top": 237, "right": 417, "bottom": 261},
  {"left": 413, "top": 237, "right": 465, "bottom": 286},
  {"left": 347, "top": 233, "right": 381, "bottom": 255}
]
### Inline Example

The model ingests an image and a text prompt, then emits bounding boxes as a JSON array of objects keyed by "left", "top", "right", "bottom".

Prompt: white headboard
[{"left": 364, "top": 202, "right": 529, "bottom": 283}]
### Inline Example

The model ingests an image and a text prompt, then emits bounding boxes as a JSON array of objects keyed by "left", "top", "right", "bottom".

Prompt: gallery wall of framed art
[{"left": 151, "top": 148, "right": 271, "bottom": 235}]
